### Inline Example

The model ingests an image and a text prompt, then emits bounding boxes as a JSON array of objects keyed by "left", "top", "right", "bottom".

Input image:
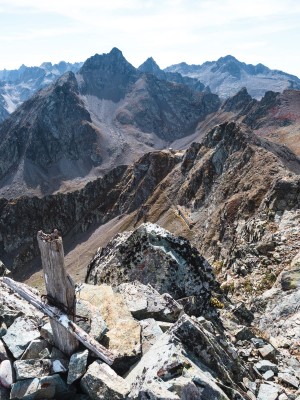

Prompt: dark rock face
[
  {"left": 78, "top": 48, "right": 139, "bottom": 101},
  {"left": 85, "top": 223, "right": 215, "bottom": 316},
  {"left": 221, "top": 87, "right": 256, "bottom": 113},
  {"left": 0, "top": 72, "right": 101, "bottom": 195},
  {"left": 243, "top": 90, "right": 280, "bottom": 128},
  {"left": 116, "top": 73, "right": 220, "bottom": 140}
]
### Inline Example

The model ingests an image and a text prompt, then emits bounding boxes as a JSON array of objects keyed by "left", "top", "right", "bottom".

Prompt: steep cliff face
[{"left": 115, "top": 73, "right": 220, "bottom": 140}]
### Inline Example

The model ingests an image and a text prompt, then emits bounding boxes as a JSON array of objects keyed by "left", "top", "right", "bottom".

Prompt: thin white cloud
[{"left": 0, "top": 0, "right": 299, "bottom": 75}]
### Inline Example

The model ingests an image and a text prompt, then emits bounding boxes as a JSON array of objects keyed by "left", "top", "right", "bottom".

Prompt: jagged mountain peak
[
  {"left": 216, "top": 54, "right": 239, "bottom": 64},
  {"left": 138, "top": 57, "right": 162, "bottom": 73},
  {"left": 78, "top": 48, "right": 138, "bottom": 101},
  {"left": 80, "top": 48, "right": 135, "bottom": 72},
  {"left": 222, "top": 86, "right": 255, "bottom": 112}
]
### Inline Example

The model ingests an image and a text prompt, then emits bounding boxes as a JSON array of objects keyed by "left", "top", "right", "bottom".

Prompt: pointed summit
[
  {"left": 79, "top": 48, "right": 139, "bottom": 101},
  {"left": 138, "top": 57, "right": 165, "bottom": 80}
]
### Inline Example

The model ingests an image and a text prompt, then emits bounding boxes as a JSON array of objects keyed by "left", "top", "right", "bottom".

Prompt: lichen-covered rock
[
  {"left": 86, "top": 223, "right": 215, "bottom": 316},
  {"left": 116, "top": 281, "right": 183, "bottom": 322},
  {"left": 81, "top": 360, "right": 130, "bottom": 400},
  {"left": 2, "top": 317, "right": 40, "bottom": 359},
  {"left": 79, "top": 284, "right": 141, "bottom": 374}
]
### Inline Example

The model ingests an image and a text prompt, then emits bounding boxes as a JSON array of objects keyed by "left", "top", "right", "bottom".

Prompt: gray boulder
[
  {"left": 257, "top": 383, "right": 279, "bottom": 400},
  {"left": 85, "top": 223, "right": 216, "bottom": 317},
  {"left": 10, "top": 374, "right": 75, "bottom": 399},
  {"left": 14, "top": 359, "right": 52, "bottom": 380},
  {"left": 2, "top": 317, "right": 40, "bottom": 359},
  {"left": 67, "top": 349, "right": 88, "bottom": 384},
  {"left": 81, "top": 360, "right": 130, "bottom": 400}
]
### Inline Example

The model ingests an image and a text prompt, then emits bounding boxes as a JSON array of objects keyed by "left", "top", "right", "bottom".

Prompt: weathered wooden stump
[{"left": 37, "top": 230, "right": 79, "bottom": 355}]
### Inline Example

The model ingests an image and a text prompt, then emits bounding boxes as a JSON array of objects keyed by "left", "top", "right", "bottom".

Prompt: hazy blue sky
[{"left": 0, "top": 0, "right": 299, "bottom": 76}]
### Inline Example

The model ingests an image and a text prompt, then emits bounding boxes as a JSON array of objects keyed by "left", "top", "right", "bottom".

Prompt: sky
[{"left": 0, "top": 0, "right": 299, "bottom": 76}]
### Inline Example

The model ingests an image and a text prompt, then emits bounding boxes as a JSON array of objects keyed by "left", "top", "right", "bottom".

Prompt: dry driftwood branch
[{"left": 3, "top": 277, "right": 115, "bottom": 365}]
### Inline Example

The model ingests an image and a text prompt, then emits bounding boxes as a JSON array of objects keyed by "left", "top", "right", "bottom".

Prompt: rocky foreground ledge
[{"left": 0, "top": 224, "right": 299, "bottom": 399}]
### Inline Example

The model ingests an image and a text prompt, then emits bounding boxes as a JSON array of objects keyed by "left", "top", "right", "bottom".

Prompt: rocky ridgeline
[
  {"left": 1, "top": 224, "right": 300, "bottom": 399},
  {"left": 0, "top": 151, "right": 178, "bottom": 270}
]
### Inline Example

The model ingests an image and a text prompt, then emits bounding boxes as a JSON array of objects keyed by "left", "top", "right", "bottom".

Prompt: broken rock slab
[
  {"left": 67, "top": 349, "right": 88, "bottom": 384},
  {"left": 79, "top": 284, "right": 141, "bottom": 374},
  {"left": 81, "top": 360, "right": 130, "bottom": 400},
  {"left": 117, "top": 281, "right": 183, "bottom": 322},
  {"left": 2, "top": 317, "right": 40, "bottom": 359},
  {"left": 127, "top": 313, "right": 250, "bottom": 399},
  {"left": 140, "top": 318, "right": 163, "bottom": 354},
  {"left": 14, "top": 359, "right": 68, "bottom": 380},
  {"left": 10, "top": 374, "right": 75, "bottom": 399},
  {"left": 14, "top": 359, "right": 52, "bottom": 380},
  {"left": 20, "top": 338, "right": 50, "bottom": 360},
  {"left": 257, "top": 383, "right": 280, "bottom": 400},
  {"left": 255, "top": 360, "right": 279, "bottom": 374},
  {"left": 278, "top": 372, "right": 299, "bottom": 389}
]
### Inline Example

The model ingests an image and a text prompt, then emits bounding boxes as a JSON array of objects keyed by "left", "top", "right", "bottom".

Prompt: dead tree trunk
[{"left": 37, "top": 230, "right": 79, "bottom": 355}]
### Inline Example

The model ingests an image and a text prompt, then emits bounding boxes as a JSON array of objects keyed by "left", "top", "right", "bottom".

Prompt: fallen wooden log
[{"left": 3, "top": 277, "right": 115, "bottom": 365}]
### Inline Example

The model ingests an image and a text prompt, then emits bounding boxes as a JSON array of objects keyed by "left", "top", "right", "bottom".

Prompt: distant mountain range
[
  {"left": 165, "top": 55, "right": 300, "bottom": 99},
  {"left": 0, "top": 61, "right": 83, "bottom": 122},
  {"left": 1, "top": 53, "right": 299, "bottom": 124}
]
